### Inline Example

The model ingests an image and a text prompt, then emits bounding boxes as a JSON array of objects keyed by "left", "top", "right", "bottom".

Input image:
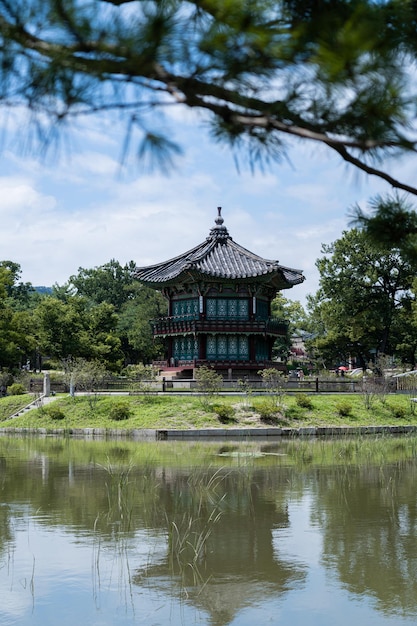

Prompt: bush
[
  {"left": 295, "top": 394, "right": 314, "bottom": 409},
  {"left": 212, "top": 403, "right": 236, "bottom": 424},
  {"left": 337, "top": 401, "right": 352, "bottom": 417},
  {"left": 391, "top": 405, "right": 406, "bottom": 419},
  {"left": 7, "top": 383, "right": 26, "bottom": 396},
  {"left": 44, "top": 404, "right": 66, "bottom": 420},
  {"left": 195, "top": 366, "right": 222, "bottom": 395},
  {"left": 256, "top": 400, "right": 281, "bottom": 424},
  {"left": 108, "top": 401, "right": 131, "bottom": 421}
]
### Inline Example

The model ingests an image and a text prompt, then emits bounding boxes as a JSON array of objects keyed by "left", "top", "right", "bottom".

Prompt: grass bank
[
  {"left": 0, "top": 391, "right": 416, "bottom": 431},
  {"left": 0, "top": 394, "right": 33, "bottom": 421}
]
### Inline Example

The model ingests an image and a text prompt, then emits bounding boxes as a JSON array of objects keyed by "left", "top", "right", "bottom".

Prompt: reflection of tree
[
  {"left": 6, "top": 436, "right": 417, "bottom": 623},
  {"left": 0, "top": 437, "right": 307, "bottom": 625},
  {"left": 133, "top": 468, "right": 306, "bottom": 626},
  {"left": 312, "top": 462, "right": 417, "bottom": 617},
  {"left": 0, "top": 455, "right": 13, "bottom": 559}
]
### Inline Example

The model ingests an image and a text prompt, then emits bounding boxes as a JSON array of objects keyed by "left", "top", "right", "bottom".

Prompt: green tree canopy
[
  {"left": 0, "top": 263, "right": 38, "bottom": 369},
  {"left": 308, "top": 226, "right": 417, "bottom": 368},
  {"left": 33, "top": 295, "right": 124, "bottom": 369},
  {"left": 117, "top": 282, "right": 166, "bottom": 363},
  {"left": 68, "top": 260, "right": 138, "bottom": 311},
  {"left": 270, "top": 292, "right": 309, "bottom": 361},
  {"left": 1, "top": 1, "right": 417, "bottom": 193},
  {"left": 351, "top": 193, "right": 417, "bottom": 263},
  {"left": 66, "top": 259, "right": 166, "bottom": 363},
  {"left": 0, "top": 261, "right": 37, "bottom": 310}
]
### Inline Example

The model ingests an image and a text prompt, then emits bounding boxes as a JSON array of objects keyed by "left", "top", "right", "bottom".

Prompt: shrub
[
  {"left": 212, "top": 403, "right": 236, "bottom": 424},
  {"left": 256, "top": 400, "right": 281, "bottom": 425},
  {"left": 295, "top": 394, "right": 314, "bottom": 409},
  {"left": 108, "top": 401, "right": 131, "bottom": 421},
  {"left": 391, "top": 405, "right": 406, "bottom": 419},
  {"left": 195, "top": 366, "right": 222, "bottom": 394},
  {"left": 195, "top": 366, "right": 223, "bottom": 408},
  {"left": 258, "top": 368, "right": 286, "bottom": 409},
  {"left": 44, "top": 404, "right": 65, "bottom": 420},
  {"left": 7, "top": 383, "right": 26, "bottom": 396},
  {"left": 337, "top": 401, "right": 352, "bottom": 417}
]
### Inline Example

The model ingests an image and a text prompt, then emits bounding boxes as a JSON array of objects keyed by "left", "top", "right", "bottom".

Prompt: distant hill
[{"left": 34, "top": 286, "right": 53, "bottom": 295}]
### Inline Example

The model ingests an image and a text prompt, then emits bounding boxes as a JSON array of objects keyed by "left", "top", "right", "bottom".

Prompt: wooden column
[
  {"left": 199, "top": 335, "right": 206, "bottom": 360},
  {"left": 249, "top": 336, "right": 256, "bottom": 362}
]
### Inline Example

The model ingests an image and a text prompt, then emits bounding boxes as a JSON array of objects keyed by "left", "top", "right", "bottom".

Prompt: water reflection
[
  {"left": 314, "top": 462, "right": 417, "bottom": 617},
  {"left": 0, "top": 435, "right": 417, "bottom": 625}
]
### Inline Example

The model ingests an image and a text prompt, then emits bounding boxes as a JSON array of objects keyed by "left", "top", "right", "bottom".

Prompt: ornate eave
[{"left": 134, "top": 207, "right": 305, "bottom": 290}]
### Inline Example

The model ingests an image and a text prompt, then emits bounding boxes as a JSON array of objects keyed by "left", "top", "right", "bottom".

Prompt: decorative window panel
[
  {"left": 172, "top": 298, "right": 198, "bottom": 319},
  {"left": 206, "top": 298, "right": 217, "bottom": 318},
  {"left": 172, "top": 336, "right": 199, "bottom": 360},
  {"left": 228, "top": 299, "right": 238, "bottom": 318},
  {"left": 206, "top": 298, "right": 249, "bottom": 320},
  {"left": 217, "top": 335, "right": 228, "bottom": 359},
  {"left": 206, "top": 336, "right": 217, "bottom": 358},
  {"left": 217, "top": 299, "right": 227, "bottom": 317},
  {"left": 238, "top": 336, "right": 249, "bottom": 358},
  {"left": 228, "top": 336, "right": 238, "bottom": 360},
  {"left": 206, "top": 335, "right": 249, "bottom": 361},
  {"left": 238, "top": 300, "right": 249, "bottom": 318}
]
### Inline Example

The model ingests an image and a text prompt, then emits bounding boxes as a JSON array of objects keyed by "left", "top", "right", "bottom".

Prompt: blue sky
[{"left": 1, "top": 104, "right": 415, "bottom": 307}]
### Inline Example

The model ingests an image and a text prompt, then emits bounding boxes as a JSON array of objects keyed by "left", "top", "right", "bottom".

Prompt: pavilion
[{"left": 134, "top": 208, "right": 304, "bottom": 377}]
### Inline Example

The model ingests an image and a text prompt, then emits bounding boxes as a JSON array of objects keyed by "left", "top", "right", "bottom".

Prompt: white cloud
[
  {"left": 0, "top": 101, "right": 415, "bottom": 311},
  {"left": 0, "top": 177, "right": 56, "bottom": 214}
]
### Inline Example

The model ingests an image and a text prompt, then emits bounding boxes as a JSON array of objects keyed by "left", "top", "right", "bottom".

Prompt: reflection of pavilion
[{"left": 133, "top": 470, "right": 306, "bottom": 626}]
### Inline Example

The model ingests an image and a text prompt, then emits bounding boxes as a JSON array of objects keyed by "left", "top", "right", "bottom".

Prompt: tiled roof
[{"left": 134, "top": 208, "right": 304, "bottom": 289}]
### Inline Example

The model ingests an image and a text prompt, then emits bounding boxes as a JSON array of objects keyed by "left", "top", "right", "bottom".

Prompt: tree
[
  {"left": 308, "top": 227, "right": 417, "bottom": 368},
  {"left": 117, "top": 282, "right": 166, "bottom": 363},
  {"left": 63, "top": 260, "right": 166, "bottom": 364},
  {"left": 62, "top": 357, "right": 107, "bottom": 407},
  {"left": 194, "top": 365, "right": 222, "bottom": 407},
  {"left": 0, "top": 261, "right": 37, "bottom": 311},
  {"left": 271, "top": 293, "right": 309, "bottom": 361},
  {"left": 34, "top": 295, "right": 124, "bottom": 369},
  {"left": 85, "top": 301, "right": 125, "bottom": 370},
  {"left": 0, "top": 263, "right": 37, "bottom": 369},
  {"left": 69, "top": 260, "right": 138, "bottom": 311},
  {"left": 351, "top": 193, "right": 417, "bottom": 263},
  {"left": 1, "top": 1, "right": 417, "bottom": 194}
]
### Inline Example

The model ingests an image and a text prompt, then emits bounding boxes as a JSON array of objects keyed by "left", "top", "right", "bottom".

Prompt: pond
[{"left": 1, "top": 434, "right": 417, "bottom": 626}]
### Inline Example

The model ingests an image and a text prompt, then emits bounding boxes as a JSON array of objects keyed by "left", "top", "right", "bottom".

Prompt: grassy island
[{"left": 1, "top": 391, "right": 416, "bottom": 433}]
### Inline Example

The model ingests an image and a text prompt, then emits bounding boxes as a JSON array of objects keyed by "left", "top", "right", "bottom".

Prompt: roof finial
[
  {"left": 209, "top": 206, "right": 229, "bottom": 240},
  {"left": 215, "top": 206, "right": 224, "bottom": 226}
]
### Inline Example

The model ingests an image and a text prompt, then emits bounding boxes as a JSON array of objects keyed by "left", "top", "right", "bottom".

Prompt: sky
[{"left": 1, "top": 103, "right": 416, "bottom": 308}]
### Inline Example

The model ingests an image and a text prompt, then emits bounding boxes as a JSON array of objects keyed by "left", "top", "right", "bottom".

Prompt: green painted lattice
[
  {"left": 172, "top": 298, "right": 199, "bottom": 319},
  {"left": 173, "top": 336, "right": 199, "bottom": 361},
  {"left": 206, "top": 335, "right": 249, "bottom": 361},
  {"left": 206, "top": 298, "right": 248, "bottom": 319}
]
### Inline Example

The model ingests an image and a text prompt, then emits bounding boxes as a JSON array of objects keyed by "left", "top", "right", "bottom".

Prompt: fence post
[
  {"left": 315, "top": 377, "right": 319, "bottom": 393},
  {"left": 43, "top": 371, "right": 51, "bottom": 397},
  {"left": 162, "top": 377, "right": 166, "bottom": 393}
]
